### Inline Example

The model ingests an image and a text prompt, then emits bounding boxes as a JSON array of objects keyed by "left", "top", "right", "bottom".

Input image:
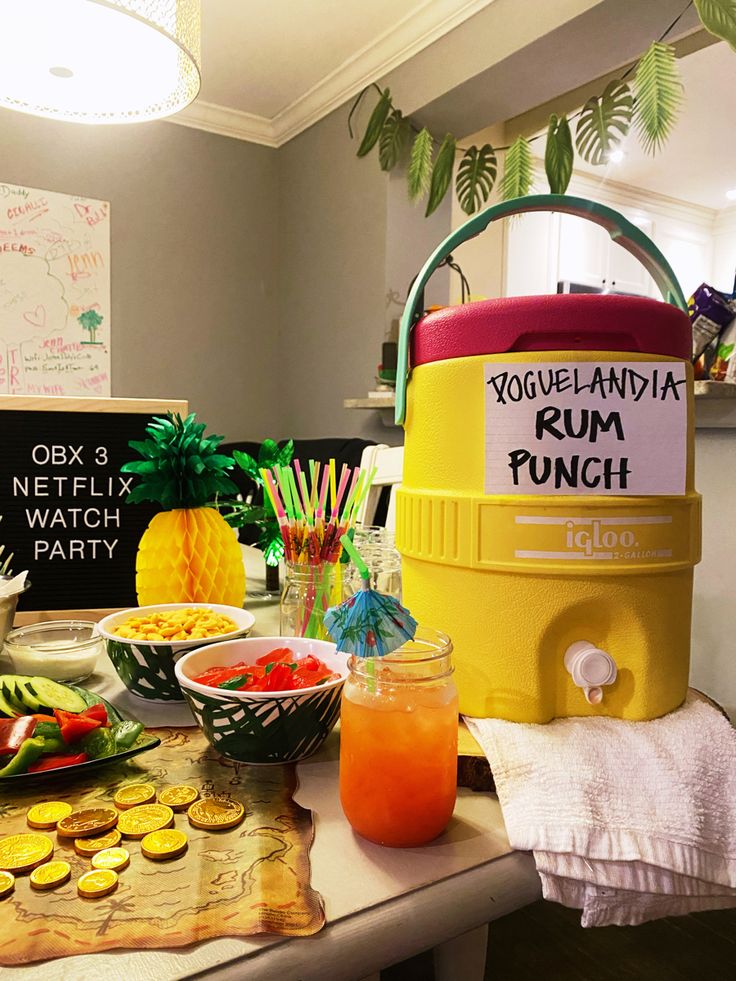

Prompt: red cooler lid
[{"left": 410, "top": 293, "right": 691, "bottom": 367}]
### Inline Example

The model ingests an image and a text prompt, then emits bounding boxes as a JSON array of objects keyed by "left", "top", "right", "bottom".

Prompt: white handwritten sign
[
  {"left": 0, "top": 181, "right": 110, "bottom": 396},
  {"left": 484, "top": 362, "right": 688, "bottom": 496}
]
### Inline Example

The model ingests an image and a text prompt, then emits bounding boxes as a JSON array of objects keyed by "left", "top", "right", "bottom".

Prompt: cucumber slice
[
  {"left": 1, "top": 677, "right": 29, "bottom": 714},
  {"left": 14, "top": 678, "right": 47, "bottom": 714},
  {"left": 26, "top": 677, "right": 87, "bottom": 714},
  {"left": 0, "top": 689, "right": 19, "bottom": 718}
]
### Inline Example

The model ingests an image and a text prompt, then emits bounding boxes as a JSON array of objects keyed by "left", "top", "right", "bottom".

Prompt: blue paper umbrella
[{"left": 324, "top": 535, "right": 417, "bottom": 657}]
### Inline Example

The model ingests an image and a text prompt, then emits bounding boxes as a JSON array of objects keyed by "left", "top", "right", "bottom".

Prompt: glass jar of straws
[
  {"left": 261, "top": 456, "right": 377, "bottom": 641},
  {"left": 280, "top": 562, "right": 347, "bottom": 640}
]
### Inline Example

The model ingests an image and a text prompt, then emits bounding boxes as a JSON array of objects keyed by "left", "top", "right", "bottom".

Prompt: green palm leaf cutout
[
  {"left": 357, "top": 88, "right": 392, "bottom": 158},
  {"left": 500, "top": 136, "right": 533, "bottom": 201},
  {"left": 545, "top": 114, "right": 574, "bottom": 194},
  {"left": 455, "top": 144, "right": 497, "bottom": 215},
  {"left": 695, "top": 0, "right": 736, "bottom": 51},
  {"left": 379, "top": 109, "right": 411, "bottom": 172},
  {"left": 408, "top": 128, "right": 434, "bottom": 201},
  {"left": 426, "top": 134, "right": 456, "bottom": 216},
  {"left": 575, "top": 79, "right": 633, "bottom": 165},
  {"left": 634, "top": 42, "right": 683, "bottom": 155}
]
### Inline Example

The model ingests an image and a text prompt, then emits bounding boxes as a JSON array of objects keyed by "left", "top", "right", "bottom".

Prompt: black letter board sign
[{"left": 0, "top": 396, "right": 187, "bottom": 613}]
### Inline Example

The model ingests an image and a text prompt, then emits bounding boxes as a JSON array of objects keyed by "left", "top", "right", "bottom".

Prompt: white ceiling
[
  {"left": 564, "top": 41, "right": 736, "bottom": 212},
  {"left": 175, "top": 0, "right": 495, "bottom": 146}
]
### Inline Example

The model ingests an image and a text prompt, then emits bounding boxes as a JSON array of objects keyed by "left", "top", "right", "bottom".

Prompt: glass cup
[
  {"left": 345, "top": 524, "right": 402, "bottom": 599},
  {"left": 339, "top": 627, "right": 458, "bottom": 847},
  {"left": 280, "top": 561, "right": 346, "bottom": 640}
]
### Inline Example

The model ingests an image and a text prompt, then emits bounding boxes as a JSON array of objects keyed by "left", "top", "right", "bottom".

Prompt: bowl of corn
[{"left": 97, "top": 604, "right": 255, "bottom": 702}]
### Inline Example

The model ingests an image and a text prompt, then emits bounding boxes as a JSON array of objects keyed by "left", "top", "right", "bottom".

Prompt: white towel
[{"left": 464, "top": 691, "right": 736, "bottom": 927}]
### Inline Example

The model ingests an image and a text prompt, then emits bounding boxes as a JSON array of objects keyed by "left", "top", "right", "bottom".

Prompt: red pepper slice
[
  {"left": 0, "top": 716, "right": 37, "bottom": 756},
  {"left": 53, "top": 709, "right": 101, "bottom": 744},
  {"left": 82, "top": 703, "right": 109, "bottom": 726},
  {"left": 256, "top": 647, "right": 294, "bottom": 666},
  {"left": 28, "top": 752, "right": 88, "bottom": 773}
]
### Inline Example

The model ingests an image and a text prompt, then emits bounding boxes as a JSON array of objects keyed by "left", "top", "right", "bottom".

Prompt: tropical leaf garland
[
  {"left": 356, "top": 88, "right": 392, "bottom": 157},
  {"left": 379, "top": 109, "right": 411, "bottom": 171},
  {"left": 455, "top": 144, "right": 497, "bottom": 215},
  {"left": 426, "top": 134, "right": 457, "bottom": 216},
  {"left": 634, "top": 42, "right": 683, "bottom": 155},
  {"left": 694, "top": 0, "right": 736, "bottom": 51},
  {"left": 408, "top": 128, "right": 434, "bottom": 200},
  {"left": 350, "top": 5, "right": 732, "bottom": 215},
  {"left": 545, "top": 114, "right": 574, "bottom": 193},
  {"left": 575, "top": 80, "right": 633, "bottom": 165},
  {"left": 500, "top": 136, "right": 533, "bottom": 201}
]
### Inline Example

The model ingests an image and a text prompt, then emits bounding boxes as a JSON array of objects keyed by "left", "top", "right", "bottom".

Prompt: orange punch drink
[{"left": 339, "top": 629, "right": 458, "bottom": 847}]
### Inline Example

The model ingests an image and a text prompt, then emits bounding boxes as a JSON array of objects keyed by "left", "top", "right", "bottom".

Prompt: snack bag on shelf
[
  {"left": 711, "top": 304, "right": 736, "bottom": 382},
  {"left": 688, "top": 283, "right": 735, "bottom": 362}
]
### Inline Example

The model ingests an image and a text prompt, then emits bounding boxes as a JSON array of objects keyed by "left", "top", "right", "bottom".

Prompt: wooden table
[{"left": 1, "top": 548, "right": 540, "bottom": 981}]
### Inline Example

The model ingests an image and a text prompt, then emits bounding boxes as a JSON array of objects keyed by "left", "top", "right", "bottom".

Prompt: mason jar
[
  {"left": 280, "top": 561, "right": 346, "bottom": 640},
  {"left": 339, "top": 627, "right": 457, "bottom": 847}
]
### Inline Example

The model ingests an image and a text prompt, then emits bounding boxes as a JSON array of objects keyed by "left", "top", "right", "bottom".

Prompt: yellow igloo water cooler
[{"left": 395, "top": 196, "right": 701, "bottom": 722}]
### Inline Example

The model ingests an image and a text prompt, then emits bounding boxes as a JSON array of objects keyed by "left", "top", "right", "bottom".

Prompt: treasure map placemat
[{"left": 0, "top": 727, "right": 325, "bottom": 965}]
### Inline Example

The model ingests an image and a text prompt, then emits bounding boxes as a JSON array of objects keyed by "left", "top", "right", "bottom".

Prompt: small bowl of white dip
[{"left": 3, "top": 620, "right": 103, "bottom": 684}]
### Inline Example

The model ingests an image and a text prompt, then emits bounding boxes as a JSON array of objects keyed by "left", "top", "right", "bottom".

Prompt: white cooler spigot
[{"left": 564, "top": 641, "right": 618, "bottom": 705}]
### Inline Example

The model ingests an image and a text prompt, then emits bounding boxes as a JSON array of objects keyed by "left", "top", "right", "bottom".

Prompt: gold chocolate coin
[
  {"left": 77, "top": 868, "right": 118, "bottom": 898},
  {"left": 114, "top": 783, "right": 156, "bottom": 810},
  {"left": 0, "top": 833, "right": 54, "bottom": 873},
  {"left": 30, "top": 860, "right": 71, "bottom": 891},
  {"left": 0, "top": 871, "right": 15, "bottom": 899},
  {"left": 141, "top": 829, "right": 188, "bottom": 861},
  {"left": 91, "top": 847, "right": 130, "bottom": 872},
  {"left": 187, "top": 797, "right": 245, "bottom": 831},
  {"left": 57, "top": 808, "right": 118, "bottom": 839},
  {"left": 26, "top": 801, "right": 73, "bottom": 830},
  {"left": 117, "top": 804, "right": 174, "bottom": 839},
  {"left": 158, "top": 785, "right": 199, "bottom": 811},
  {"left": 73, "top": 829, "right": 122, "bottom": 856}
]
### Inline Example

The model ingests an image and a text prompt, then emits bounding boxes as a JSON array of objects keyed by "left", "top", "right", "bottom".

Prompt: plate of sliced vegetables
[{"left": 0, "top": 674, "right": 159, "bottom": 782}]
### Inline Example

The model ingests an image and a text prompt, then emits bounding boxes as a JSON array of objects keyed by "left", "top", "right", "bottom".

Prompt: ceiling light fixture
[
  {"left": 607, "top": 148, "right": 625, "bottom": 164},
  {"left": 726, "top": 188, "right": 736, "bottom": 201},
  {"left": 0, "top": 0, "right": 200, "bottom": 125}
]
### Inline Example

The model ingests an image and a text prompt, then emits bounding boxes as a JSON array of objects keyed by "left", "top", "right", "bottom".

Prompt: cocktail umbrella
[{"left": 324, "top": 535, "right": 417, "bottom": 657}]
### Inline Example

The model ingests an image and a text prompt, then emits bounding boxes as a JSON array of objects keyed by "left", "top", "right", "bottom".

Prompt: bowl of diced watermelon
[{"left": 174, "top": 637, "right": 349, "bottom": 765}]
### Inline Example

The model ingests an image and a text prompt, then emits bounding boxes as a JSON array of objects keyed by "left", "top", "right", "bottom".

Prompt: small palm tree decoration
[
  {"left": 214, "top": 439, "right": 294, "bottom": 588},
  {"left": 78, "top": 308, "right": 104, "bottom": 344}
]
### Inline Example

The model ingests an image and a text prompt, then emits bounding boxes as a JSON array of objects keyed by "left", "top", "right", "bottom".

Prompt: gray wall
[
  {"left": 275, "top": 106, "right": 390, "bottom": 446},
  {"left": 0, "top": 108, "right": 280, "bottom": 440}
]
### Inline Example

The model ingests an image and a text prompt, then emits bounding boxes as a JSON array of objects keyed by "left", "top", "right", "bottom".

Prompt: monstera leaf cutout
[
  {"left": 575, "top": 80, "right": 633, "bottom": 165},
  {"left": 455, "top": 144, "right": 497, "bottom": 215},
  {"left": 634, "top": 42, "right": 683, "bottom": 155}
]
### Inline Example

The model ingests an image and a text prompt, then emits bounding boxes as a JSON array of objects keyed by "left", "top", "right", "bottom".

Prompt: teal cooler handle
[{"left": 395, "top": 193, "right": 688, "bottom": 426}]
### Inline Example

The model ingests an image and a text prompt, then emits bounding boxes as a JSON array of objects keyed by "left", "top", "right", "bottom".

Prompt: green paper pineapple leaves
[{"left": 122, "top": 412, "right": 238, "bottom": 510}]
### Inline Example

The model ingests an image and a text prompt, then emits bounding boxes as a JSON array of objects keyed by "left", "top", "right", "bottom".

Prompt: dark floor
[{"left": 381, "top": 901, "right": 736, "bottom": 981}]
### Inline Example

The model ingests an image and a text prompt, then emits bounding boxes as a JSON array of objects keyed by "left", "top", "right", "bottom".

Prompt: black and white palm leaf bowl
[
  {"left": 98, "top": 603, "right": 255, "bottom": 702},
  {"left": 175, "top": 636, "right": 348, "bottom": 764}
]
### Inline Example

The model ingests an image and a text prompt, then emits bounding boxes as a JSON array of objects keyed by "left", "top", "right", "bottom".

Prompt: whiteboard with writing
[
  {"left": 0, "top": 181, "right": 110, "bottom": 396},
  {"left": 485, "top": 362, "right": 688, "bottom": 496}
]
